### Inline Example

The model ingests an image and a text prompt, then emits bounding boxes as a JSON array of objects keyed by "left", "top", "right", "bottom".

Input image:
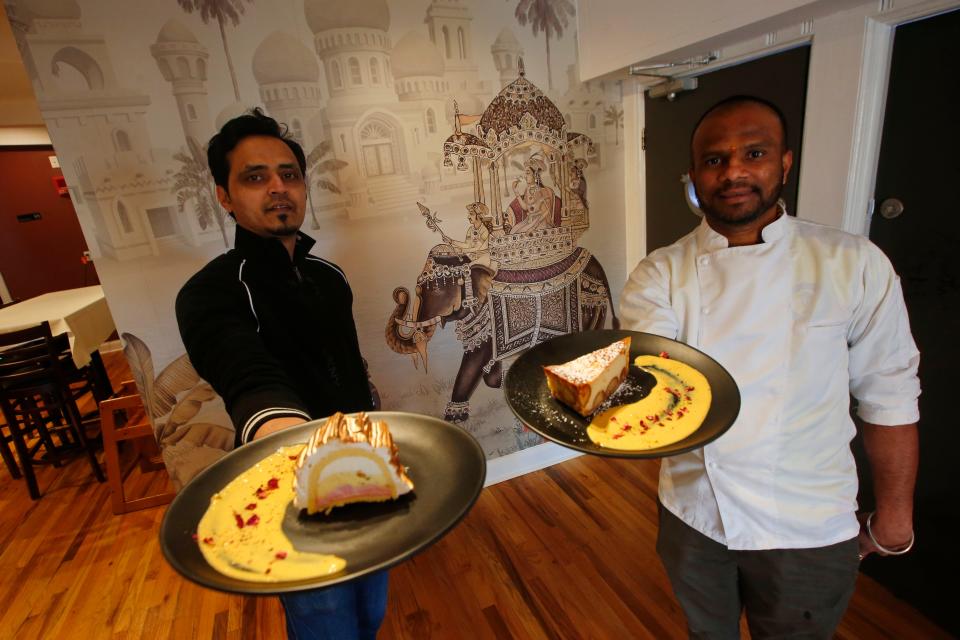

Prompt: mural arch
[
  {"left": 116, "top": 198, "right": 134, "bottom": 235},
  {"left": 113, "top": 129, "right": 132, "bottom": 152},
  {"left": 51, "top": 46, "right": 105, "bottom": 90},
  {"left": 330, "top": 60, "right": 343, "bottom": 88},
  {"left": 355, "top": 112, "right": 407, "bottom": 179}
]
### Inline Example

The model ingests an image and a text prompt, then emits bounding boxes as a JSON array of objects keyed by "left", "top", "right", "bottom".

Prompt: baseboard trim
[{"left": 484, "top": 442, "right": 582, "bottom": 487}]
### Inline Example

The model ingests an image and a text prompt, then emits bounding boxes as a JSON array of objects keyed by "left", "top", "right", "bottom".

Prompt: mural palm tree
[
  {"left": 304, "top": 140, "right": 349, "bottom": 228},
  {"left": 510, "top": 0, "right": 575, "bottom": 91},
  {"left": 172, "top": 137, "right": 229, "bottom": 246},
  {"left": 176, "top": 0, "right": 252, "bottom": 102},
  {"left": 604, "top": 105, "right": 624, "bottom": 145}
]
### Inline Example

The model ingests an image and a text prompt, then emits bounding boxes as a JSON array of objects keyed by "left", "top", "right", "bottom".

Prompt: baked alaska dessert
[
  {"left": 543, "top": 337, "right": 631, "bottom": 416},
  {"left": 293, "top": 412, "right": 414, "bottom": 515}
]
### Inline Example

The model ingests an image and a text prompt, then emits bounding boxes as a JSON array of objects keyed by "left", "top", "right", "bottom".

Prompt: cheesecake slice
[
  {"left": 293, "top": 412, "right": 414, "bottom": 515},
  {"left": 543, "top": 337, "right": 631, "bottom": 416}
]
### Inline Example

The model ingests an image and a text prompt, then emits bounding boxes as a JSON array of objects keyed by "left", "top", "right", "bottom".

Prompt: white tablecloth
[{"left": 0, "top": 285, "right": 116, "bottom": 367}]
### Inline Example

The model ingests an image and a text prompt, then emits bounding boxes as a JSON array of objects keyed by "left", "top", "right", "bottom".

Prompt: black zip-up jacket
[{"left": 176, "top": 225, "right": 373, "bottom": 446}]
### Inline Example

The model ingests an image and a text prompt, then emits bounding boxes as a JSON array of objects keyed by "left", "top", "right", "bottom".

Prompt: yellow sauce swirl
[
  {"left": 587, "top": 355, "right": 711, "bottom": 450},
  {"left": 196, "top": 444, "right": 346, "bottom": 583}
]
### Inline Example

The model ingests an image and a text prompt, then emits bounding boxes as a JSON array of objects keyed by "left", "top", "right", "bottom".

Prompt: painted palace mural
[{"left": 4, "top": 0, "right": 626, "bottom": 485}]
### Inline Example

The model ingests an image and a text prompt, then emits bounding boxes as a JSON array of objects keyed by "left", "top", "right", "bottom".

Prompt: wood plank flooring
[{"left": 0, "top": 351, "right": 950, "bottom": 639}]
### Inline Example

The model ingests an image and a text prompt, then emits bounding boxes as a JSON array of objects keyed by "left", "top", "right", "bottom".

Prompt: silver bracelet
[{"left": 865, "top": 511, "right": 915, "bottom": 555}]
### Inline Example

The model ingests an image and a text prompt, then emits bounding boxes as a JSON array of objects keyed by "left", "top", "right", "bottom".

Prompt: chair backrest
[{"left": 0, "top": 321, "right": 71, "bottom": 387}]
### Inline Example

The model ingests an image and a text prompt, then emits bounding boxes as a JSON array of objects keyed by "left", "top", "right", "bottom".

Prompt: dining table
[{"left": 0, "top": 285, "right": 117, "bottom": 398}]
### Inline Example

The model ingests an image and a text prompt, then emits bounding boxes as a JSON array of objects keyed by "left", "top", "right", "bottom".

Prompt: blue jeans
[{"left": 279, "top": 571, "right": 389, "bottom": 640}]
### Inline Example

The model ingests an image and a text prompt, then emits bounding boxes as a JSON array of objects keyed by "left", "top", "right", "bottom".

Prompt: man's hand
[
  {"left": 253, "top": 416, "right": 308, "bottom": 441},
  {"left": 858, "top": 421, "right": 918, "bottom": 560}
]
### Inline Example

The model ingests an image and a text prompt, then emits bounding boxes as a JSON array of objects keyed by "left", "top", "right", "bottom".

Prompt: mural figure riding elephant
[{"left": 386, "top": 242, "right": 618, "bottom": 423}]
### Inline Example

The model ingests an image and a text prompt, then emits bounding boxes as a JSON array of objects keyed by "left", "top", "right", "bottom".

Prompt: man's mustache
[
  {"left": 265, "top": 198, "right": 295, "bottom": 211},
  {"left": 717, "top": 181, "right": 761, "bottom": 195}
]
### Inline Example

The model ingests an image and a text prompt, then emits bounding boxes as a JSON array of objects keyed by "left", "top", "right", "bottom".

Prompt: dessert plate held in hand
[
  {"left": 160, "top": 411, "right": 485, "bottom": 595},
  {"left": 504, "top": 330, "right": 740, "bottom": 458}
]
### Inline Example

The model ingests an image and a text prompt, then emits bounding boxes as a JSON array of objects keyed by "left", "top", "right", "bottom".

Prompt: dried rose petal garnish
[
  {"left": 275, "top": 551, "right": 288, "bottom": 560},
  {"left": 234, "top": 513, "right": 245, "bottom": 529},
  {"left": 245, "top": 514, "right": 260, "bottom": 527},
  {"left": 245, "top": 503, "right": 257, "bottom": 510}
]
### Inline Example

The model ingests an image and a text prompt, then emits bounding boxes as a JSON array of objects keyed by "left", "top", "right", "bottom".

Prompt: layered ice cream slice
[{"left": 293, "top": 412, "right": 414, "bottom": 515}]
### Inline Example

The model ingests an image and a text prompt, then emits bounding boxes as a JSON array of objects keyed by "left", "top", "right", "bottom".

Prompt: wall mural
[
  {"left": 5, "top": 0, "right": 626, "bottom": 485},
  {"left": 388, "top": 64, "right": 619, "bottom": 427}
]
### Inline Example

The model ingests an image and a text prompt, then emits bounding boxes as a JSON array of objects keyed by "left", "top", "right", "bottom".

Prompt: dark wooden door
[
  {"left": 859, "top": 9, "right": 960, "bottom": 635},
  {"left": 644, "top": 46, "right": 810, "bottom": 252},
  {"left": 0, "top": 147, "right": 99, "bottom": 301}
]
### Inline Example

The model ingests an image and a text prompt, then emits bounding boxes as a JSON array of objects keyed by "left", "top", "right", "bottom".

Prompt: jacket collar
[
  {"left": 695, "top": 200, "right": 792, "bottom": 252},
  {"left": 233, "top": 224, "right": 316, "bottom": 264}
]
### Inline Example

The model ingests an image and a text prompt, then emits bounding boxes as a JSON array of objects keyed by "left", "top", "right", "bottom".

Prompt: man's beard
[
  {"left": 265, "top": 202, "right": 300, "bottom": 236},
  {"left": 270, "top": 218, "right": 299, "bottom": 236},
  {"left": 698, "top": 177, "right": 784, "bottom": 226}
]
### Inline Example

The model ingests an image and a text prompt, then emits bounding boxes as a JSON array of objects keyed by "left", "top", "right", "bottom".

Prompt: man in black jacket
[{"left": 176, "top": 109, "right": 385, "bottom": 640}]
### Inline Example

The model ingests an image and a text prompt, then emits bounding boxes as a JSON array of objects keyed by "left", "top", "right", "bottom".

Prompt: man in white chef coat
[{"left": 620, "top": 95, "right": 920, "bottom": 639}]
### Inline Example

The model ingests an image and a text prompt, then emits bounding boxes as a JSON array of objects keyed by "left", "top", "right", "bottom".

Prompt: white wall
[{"left": 588, "top": 0, "right": 960, "bottom": 271}]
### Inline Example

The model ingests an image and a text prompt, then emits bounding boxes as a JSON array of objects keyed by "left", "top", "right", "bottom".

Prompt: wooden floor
[{"left": 0, "top": 351, "right": 950, "bottom": 640}]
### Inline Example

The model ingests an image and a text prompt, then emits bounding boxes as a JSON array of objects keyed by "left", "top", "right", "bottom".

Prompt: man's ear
[
  {"left": 781, "top": 150, "right": 794, "bottom": 185},
  {"left": 216, "top": 185, "right": 231, "bottom": 212}
]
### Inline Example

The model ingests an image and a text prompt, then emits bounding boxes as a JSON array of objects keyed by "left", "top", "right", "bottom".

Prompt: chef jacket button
[{"left": 702, "top": 307, "right": 711, "bottom": 315}]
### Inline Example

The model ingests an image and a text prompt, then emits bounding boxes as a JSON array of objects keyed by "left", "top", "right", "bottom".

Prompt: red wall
[{"left": 0, "top": 147, "right": 99, "bottom": 301}]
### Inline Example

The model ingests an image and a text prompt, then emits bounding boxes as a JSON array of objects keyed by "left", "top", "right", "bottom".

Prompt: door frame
[{"left": 842, "top": 1, "right": 960, "bottom": 236}]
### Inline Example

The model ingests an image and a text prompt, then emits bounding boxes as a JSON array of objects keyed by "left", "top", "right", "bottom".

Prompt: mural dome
[
  {"left": 304, "top": 0, "right": 390, "bottom": 34},
  {"left": 156, "top": 19, "right": 199, "bottom": 45},
  {"left": 253, "top": 32, "right": 320, "bottom": 85},
  {"left": 18, "top": 0, "right": 81, "bottom": 20},
  {"left": 492, "top": 28, "right": 520, "bottom": 50},
  {"left": 392, "top": 32, "right": 444, "bottom": 79},
  {"left": 479, "top": 62, "right": 565, "bottom": 137}
]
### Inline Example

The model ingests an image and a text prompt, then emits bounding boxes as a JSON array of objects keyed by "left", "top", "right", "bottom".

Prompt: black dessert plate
[
  {"left": 160, "top": 411, "right": 486, "bottom": 594},
  {"left": 504, "top": 330, "right": 740, "bottom": 458}
]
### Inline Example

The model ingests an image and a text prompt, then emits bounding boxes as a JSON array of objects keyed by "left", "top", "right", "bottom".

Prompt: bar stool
[{"left": 0, "top": 322, "right": 105, "bottom": 499}]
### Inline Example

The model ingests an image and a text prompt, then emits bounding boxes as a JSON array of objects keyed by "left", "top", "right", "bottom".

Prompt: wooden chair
[
  {"left": 100, "top": 381, "right": 174, "bottom": 514},
  {"left": 0, "top": 416, "right": 22, "bottom": 480},
  {"left": 0, "top": 322, "right": 105, "bottom": 499}
]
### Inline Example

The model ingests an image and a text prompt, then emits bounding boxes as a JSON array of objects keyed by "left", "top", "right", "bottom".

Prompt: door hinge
[{"left": 641, "top": 127, "right": 647, "bottom": 151}]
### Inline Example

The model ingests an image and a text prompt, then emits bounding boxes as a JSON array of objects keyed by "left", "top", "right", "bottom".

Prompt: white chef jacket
[{"left": 620, "top": 213, "right": 920, "bottom": 550}]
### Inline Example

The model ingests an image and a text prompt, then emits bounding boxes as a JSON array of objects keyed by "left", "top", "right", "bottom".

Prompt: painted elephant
[{"left": 386, "top": 244, "right": 619, "bottom": 423}]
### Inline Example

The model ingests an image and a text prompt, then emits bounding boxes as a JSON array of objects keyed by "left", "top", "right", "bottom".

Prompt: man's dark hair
[
  {"left": 206, "top": 107, "right": 306, "bottom": 191},
  {"left": 690, "top": 95, "right": 790, "bottom": 160}
]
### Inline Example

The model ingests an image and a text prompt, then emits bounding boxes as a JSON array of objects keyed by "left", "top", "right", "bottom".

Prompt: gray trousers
[{"left": 657, "top": 504, "right": 859, "bottom": 640}]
